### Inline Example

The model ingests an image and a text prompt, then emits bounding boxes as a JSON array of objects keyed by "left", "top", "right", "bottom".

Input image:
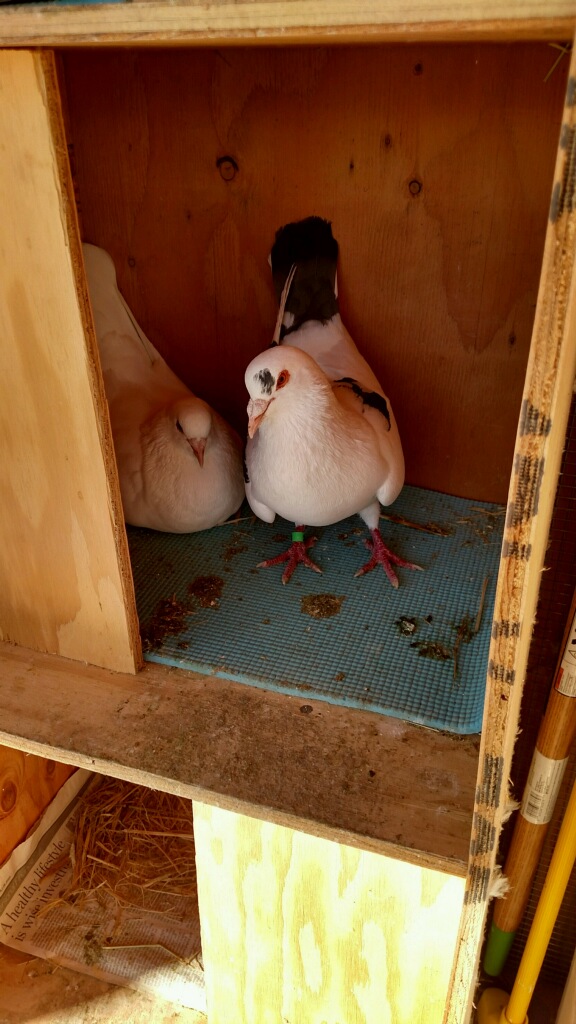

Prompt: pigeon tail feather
[{"left": 270, "top": 216, "right": 339, "bottom": 334}]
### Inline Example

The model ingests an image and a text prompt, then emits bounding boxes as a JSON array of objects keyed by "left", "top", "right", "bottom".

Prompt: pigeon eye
[
  {"left": 276, "top": 370, "right": 290, "bottom": 390},
  {"left": 176, "top": 421, "right": 184, "bottom": 433}
]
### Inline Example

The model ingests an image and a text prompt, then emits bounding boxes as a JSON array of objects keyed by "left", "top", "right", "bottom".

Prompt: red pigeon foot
[
  {"left": 258, "top": 529, "right": 321, "bottom": 584},
  {"left": 354, "top": 528, "right": 422, "bottom": 588}
]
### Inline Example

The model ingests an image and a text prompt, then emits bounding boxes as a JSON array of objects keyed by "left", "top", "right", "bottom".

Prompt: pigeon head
[
  {"left": 172, "top": 397, "right": 213, "bottom": 467},
  {"left": 245, "top": 345, "right": 328, "bottom": 439}
]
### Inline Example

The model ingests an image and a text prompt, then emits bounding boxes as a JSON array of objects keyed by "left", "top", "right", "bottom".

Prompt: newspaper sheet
[{"left": 0, "top": 769, "right": 206, "bottom": 1012}]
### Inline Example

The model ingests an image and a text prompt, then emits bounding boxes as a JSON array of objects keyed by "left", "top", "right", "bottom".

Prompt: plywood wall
[
  {"left": 0, "top": 50, "right": 141, "bottom": 673},
  {"left": 193, "top": 801, "right": 465, "bottom": 1024},
  {"left": 0, "top": 745, "right": 75, "bottom": 864},
  {"left": 62, "top": 43, "right": 567, "bottom": 503}
]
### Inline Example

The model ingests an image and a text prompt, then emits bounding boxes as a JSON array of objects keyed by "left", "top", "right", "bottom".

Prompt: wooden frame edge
[
  {"left": 444, "top": 38, "right": 576, "bottom": 1024},
  {"left": 0, "top": 640, "right": 477, "bottom": 876},
  {"left": 0, "top": 5, "right": 573, "bottom": 48}
]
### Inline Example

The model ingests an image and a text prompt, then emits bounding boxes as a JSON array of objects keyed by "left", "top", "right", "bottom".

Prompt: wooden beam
[
  {"left": 193, "top": 802, "right": 465, "bottom": 1024},
  {"left": 0, "top": 2, "right": 572, "bottom": 47},
  {"left": 0, "top": 50, "right": 141, "bottom": 674},
  {"left": 445, "top": 37, "right": 576, "bottom": 1024},
  {"left": 0, "top": 641, "right": 478, "bottom": 874}
]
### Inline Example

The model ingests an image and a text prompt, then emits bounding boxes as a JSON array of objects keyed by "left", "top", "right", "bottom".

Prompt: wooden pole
[
  {"left": 504, "top": 776, "right": 576, "bottom": 1022},
  {"left": 483, "top": 586, "right": 576, "bottom": 976},
  {"left": 478, "top": 776, "right": 576, "bottom": 1024}
]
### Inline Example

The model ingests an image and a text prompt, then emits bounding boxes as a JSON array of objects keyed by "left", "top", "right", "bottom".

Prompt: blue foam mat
[{"left": 127, "top": 485, "right": 504, "bottom": 734}]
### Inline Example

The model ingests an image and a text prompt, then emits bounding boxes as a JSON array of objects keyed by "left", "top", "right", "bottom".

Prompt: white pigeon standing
[
  {"left": 82, "top": 242, "right": 245, "bottom": 532},
  {"left": 244, "top": 216, "right": 421, "bottom": 586}
]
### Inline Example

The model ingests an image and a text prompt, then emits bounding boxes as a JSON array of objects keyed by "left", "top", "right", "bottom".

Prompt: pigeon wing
[{"left": 82, "top": 242, "right": 190, "bottom": 400}]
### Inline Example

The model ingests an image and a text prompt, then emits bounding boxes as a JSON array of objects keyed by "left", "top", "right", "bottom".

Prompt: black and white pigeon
[
  {"left": 83, "top": 242, "right": 244, "bottom": 532},
  {"left": 244, "top": 216, "right": 421, "bottom": 586}
]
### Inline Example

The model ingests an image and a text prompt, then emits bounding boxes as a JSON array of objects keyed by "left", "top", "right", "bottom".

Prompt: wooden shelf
[
  {"left": 0, "top": 0, "right": 572, "bottom": 48},
  {"left": 0, "top": 640, "right": 478, "bottom": 874}
]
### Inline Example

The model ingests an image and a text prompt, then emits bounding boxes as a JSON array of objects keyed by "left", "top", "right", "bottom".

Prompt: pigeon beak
[
  {"left": 188, "top": 437, "right": 206, "bottom": 467},
  {"left": 247, "top": 398, "right": 271, "bottom": 439}
]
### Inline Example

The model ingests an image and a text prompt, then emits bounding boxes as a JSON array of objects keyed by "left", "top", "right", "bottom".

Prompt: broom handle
[
  {"left": 484, "top": 586, "right": 576, "bottom": 976},
  {"left": 504, "top": 777, "right": 576, "bottom": 1024}
]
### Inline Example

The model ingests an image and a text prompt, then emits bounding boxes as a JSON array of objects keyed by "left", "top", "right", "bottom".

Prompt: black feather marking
[
  {"left": 243, "top": 452, "right": 250, "bottom": 484},
  {"left": 270, "top": 216, "right": 339, "bottom": 330},
  {"left": 255, "top": 368, "right": 275, "bottom": 395},
  {"left": 334, "top": 377, "right": 391, "bottom": 429}
]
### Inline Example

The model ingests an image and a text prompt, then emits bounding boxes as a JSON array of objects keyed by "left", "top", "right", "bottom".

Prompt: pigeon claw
[
  {"left": 257, "top": 536, "right": 321, "bottom": 585},
  {"left": 354, "top": 528, "right": 422, "bottom": 588}
]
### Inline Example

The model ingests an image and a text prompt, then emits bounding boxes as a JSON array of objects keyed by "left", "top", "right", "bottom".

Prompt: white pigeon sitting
[
  {"left": 82, "top": 242, "right": 244, "bottom": 532},
  {"left": 244, "top": 216, "right": 421, "bottom": 586}
]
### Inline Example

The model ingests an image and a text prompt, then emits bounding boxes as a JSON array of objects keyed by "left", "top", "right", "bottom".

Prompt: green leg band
[{"left": 292, "top": 531, "right": 305, "bottom": 543}]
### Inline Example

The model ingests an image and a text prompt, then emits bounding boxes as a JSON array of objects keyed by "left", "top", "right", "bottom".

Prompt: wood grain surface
[
  {"left": 0, "top": 1, "right": 572, "bottom": 47},
  {"left": 0, "top": 746, "right": 75, "bottom": 864},
  {"left": 0, "top": 50, "right": 141, "bottom": 673},
  {"left": 62, "top": 43, "right": 566, "bottom": 503},
  {"left": 446, "top": 36, "right": 576, "bottom": 1023},
  {"left": 0, "top": 640, "right": 479, "bottom": 874},
  {"left": 193, "top": 801, "right": 465, "bottom": 1024}
]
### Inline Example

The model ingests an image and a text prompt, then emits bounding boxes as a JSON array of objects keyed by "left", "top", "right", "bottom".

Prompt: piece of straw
[{"left": 58, "top": 777, "right": 197, "bottom": 914}]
